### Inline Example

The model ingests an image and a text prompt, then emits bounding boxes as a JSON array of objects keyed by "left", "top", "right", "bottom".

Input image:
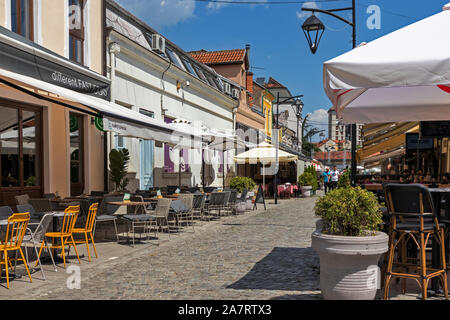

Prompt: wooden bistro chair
[
  {"left": 36, "top": 205, "right": 81, "bottom": 269},
  {"left": 383, "top": 184, "right": 448, "bottom": 300},
  {"left": 70, "top": 203, "right": 99, "bottom": 262},
  {"left": 0, "top": 213, "right": 33, "bottom": 289}
]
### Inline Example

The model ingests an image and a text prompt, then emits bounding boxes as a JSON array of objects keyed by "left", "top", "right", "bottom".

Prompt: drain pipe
[
  {"left": 104, "top": 42, "right": 121, "bottom": 192},
  {"left": 160, "top": 61, "right": 173, "bottom": 119}
]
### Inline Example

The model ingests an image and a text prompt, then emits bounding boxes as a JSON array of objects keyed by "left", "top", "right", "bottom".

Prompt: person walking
[
  {"left": 322, "top": 168, "right": 330, "bottom": 194},
  {"left": 329, "top": 166, "right": 340, "bottom": 190}
]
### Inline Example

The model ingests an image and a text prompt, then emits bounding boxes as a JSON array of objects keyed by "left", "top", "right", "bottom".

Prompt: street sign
[{"left": 253, "top": 184, "right": 266, "bottom": 210}]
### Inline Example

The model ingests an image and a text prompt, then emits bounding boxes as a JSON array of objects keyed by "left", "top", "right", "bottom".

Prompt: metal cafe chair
[
  {"left": 36, "top": 206, "right": 81, "bottom": 269},
  {"left": 192, "top": 194, "right": 206, "bottom": 220},
  {"left": 121, "top": 196, "right": 157, "bottom": 246},
  {"left": 205, "top": 192, "right": 225, "bottom": 220},
  {"left": 28, "top": 199, "right": 53, "bottom": 213},
  {"left": 144, "top": 198, "right": 174, "bottom": 242},
  {"left": 94, "top": 196, "right": 121, "bottom": 242},
  {"left": 14, "top": 194, "right": 30, "bottom": 206},
  {"left": 383, "top": 184, "right": 448, "bottom": 300},
  {"left": 220, "top": 191, "right": 232, "bottom": 216},
  {"left": 22, "top": 213, "right": 57, "bottom": 279},
  {"left": 178, "top": 194, "right": 195, "bottom": 232},
  {"left": 0, "top": 213, "right": 33, "bottom": 289},
  {"left": 0, "top": 206, "right": 13, "bottom": 220},
  {"left": 70, "top": 203, "right": 99, "bottom": 261}
]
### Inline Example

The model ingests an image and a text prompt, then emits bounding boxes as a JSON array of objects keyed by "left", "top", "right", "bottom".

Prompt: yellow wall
[{"left": 0, "top": 0, "right": 5, "bottom": 27}]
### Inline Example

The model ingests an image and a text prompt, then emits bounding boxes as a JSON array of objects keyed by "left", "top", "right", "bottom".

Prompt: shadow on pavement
[{"left": 227, "top": 247, "right": 320, "bottom": 292}]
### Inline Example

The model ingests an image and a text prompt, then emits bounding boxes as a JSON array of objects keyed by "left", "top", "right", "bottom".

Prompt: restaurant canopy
[
  {"left": 234, "top": 142, "right": 298, "bottom": 164},
  {"left": 324, "top": 4, "right": 450, "bottom": 124},
  {"left": 0, "top": 67, "right": 198, "bottom": 148}
]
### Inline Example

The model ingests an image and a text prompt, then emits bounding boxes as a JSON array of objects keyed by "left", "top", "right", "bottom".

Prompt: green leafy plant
[
  {"left": 338, "top": 170, "right": 351, "bottom": 189},
  {"left": 230, "top": 176, "right": 256, "bottom": 193},
  {"left": 298, "top": 172, "right": 316, "bottom": 188},
  {"left": 109, "top": 148, "right": 130, "bottom": 191},
  {"left": 304, "top": 166, "right": 319, "bottom": 191},
  {"left": 314, "top": 187, "right": 382, "bottom": 236}
]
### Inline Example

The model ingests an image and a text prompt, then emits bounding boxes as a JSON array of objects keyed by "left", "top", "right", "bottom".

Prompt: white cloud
[
  {"left": 116, "top": 0, "right": 196, "bottom": 29},
  {"left": 296, "top": 1, "right": 320, "bottom": 21},
  {"left": 307, "top": 108, "right": 328, "bottom": 141}
]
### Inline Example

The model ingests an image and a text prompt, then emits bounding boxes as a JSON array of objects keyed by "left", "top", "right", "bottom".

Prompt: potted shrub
[
  {"left": 109, "top": 148, "right": 130, "bottom": 192},
  {"left": 305, "top": 166, "right": 319, "bottom": 195},
  {"left": 230, "top": 176, "right": 256, "bottom": 211},
  {"left": 298, "top": 172, "right": 315, "bottom": 197},
  {"left": 312, "top": 187, "right": 388, "bottom": 300}
]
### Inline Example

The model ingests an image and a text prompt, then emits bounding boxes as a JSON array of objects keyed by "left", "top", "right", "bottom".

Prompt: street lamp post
[
  {"left": 274, "top": 93, "right": 304, "bottom": 205},
  {"left": 301, "top": 0, "right": 357, "bottom": 187}
]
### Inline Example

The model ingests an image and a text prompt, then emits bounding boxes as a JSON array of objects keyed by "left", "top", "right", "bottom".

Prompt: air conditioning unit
[
  {"left": 151, "top": 34, "right": 166, "bottom": 54},
  {"left": 232, "top": 88, "right": 239, "bottom": 99},
  {"left": 223, "top": 82, "right": 231, "bottom": 95}
]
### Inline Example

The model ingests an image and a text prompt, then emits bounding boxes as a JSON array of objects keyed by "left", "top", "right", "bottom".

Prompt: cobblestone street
[{"left": 1, "top": 196, "right": 322, "bottom": 300}]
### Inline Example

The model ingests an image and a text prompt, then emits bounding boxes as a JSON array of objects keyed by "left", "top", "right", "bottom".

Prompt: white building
[
  {"left": 328, "top": 108, "right": 363, "bottom": 147},
  {"left": 105, "top": 0, "right": 239, "bottom": 191}
]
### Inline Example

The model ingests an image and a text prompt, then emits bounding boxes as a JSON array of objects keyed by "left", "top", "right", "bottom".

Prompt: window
[
  {"left": 114, "top": 135, "right": 126, "bottom": 150},
  {"left": 166, "top": 48, "right": 185, "bottom": 71},
  {"left": 181, "top": 58, "right": 198, "bottom": 77},
  {"left": 11, "top": 0, "right": 34, "bottom": 40},
  {"left": 68, "top": 0, "right": 85, "bottom": 64},
  {"left": 139, "top": 109, "right": 154, "bottom": 119},
  {"left": 194, "top": 66, "right": 207, "bottom": 83},
  {"left": 214, "top": 77, "right": 224, "bottom": 92},
  {"left": 205, "top": 74, "right": 218, "bottom": 89}
]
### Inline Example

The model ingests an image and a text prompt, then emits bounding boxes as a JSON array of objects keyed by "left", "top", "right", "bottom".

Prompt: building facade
[
  {"left": 0, "top": 0, "right": 107, "bottom": 206},
  {"left": 105, "top": 0, "right": 238, "bottom": 191},
  {"left": 328, "top": 107, "right": 363, "bottom": 147}
]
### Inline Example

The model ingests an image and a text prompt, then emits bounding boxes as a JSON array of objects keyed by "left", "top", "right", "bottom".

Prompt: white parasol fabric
[
  {"left": 234, "top": 142, "right": 298, "bottom": 164},
  {"left": 323, "top": 4, "right": 450, "bottom": 124}
]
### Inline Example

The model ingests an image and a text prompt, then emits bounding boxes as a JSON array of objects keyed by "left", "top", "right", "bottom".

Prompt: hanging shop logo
[
  {"left": 94, "top": 117, "right": 104, "bottom": 132},
  {"left": 51, "top": 71, "right": 109, "bottom": 98}
]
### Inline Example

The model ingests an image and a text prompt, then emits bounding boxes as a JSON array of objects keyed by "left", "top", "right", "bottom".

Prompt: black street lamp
[
  {"left": 291, "top": 98, "right": 304, "bottom": 151},
  {"left": 301, "top": 0, "right": 358, "bottom": 187},
  {"left": 274, "top": 93, "right": 304, "bottom": 205}
]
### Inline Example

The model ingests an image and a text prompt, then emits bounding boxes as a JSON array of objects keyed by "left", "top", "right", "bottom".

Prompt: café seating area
[{"left": 0, "top": 187, "right": 254, "bottom": 289}]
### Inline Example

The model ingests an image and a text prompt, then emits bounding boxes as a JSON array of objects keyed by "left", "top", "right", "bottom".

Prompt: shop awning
[
  {"left": 324, "top": 4, "right": 450, "bottom": 124},
  {"left": 361, "top": 148, "right": 405, "bottom": 165},
  {"left": 0, "top": 67, "right": 198, "bottom": 148}
]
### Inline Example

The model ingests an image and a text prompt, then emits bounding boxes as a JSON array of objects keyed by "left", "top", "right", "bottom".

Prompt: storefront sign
[
  {"left": 406, "top": 133, "right": 433, "bottom": 150},
  {"left": 0, "top": 27, "right": 110, "bottom": 100},
  {"left": 420, "top": 121, "right": 450, "bottom": 137}
]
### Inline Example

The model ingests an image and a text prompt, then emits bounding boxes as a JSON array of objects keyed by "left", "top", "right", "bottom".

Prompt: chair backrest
[
  {"left": 193, "top": 194, "right": 205, "bottom": 210},
  {"left": 43, "top": 193, "right": 56, "bottom": 199},
  {"left": 0, "top": 206, "right": 13, "bottom": 220},
  {"left": 15, "top": 194, "right": 30, "bottom": 205},
  {"left": 154, "top": 198, "right": 172, "bottom": 218},
  {"left": 60, "top": 205, "right": 80, "bottom": 235},
  {"left": 239, "top": 189, "right": 248, "bottom": 202},
  {"left": 222, "top": 191, "right": 231, "bottom": 205},
  {"left": 4, "top": 213, "right": 30, "bottom": 250},
  {"left": 178, "top": 194, "right": 194, "bottom": 211},
  {"left": 28, "top": 198, "right": 52, "bottom": 212},
  {"left": 85, "top": 203, "right": 98, "bottom": 232},
  {"left": 98, "top": 196, "right": 123, "bottom": 216},
  {"left": 31, "top": 213, "right": 54, "bottom": 244},
  {"left": 130, "top": 195, "right": 145, "bottom": 214},
  {"left": 204, "top": 187, "right": 217, "bottom": 193},
  {"left": 384, "top": 184, "right": 434, "bottom": 216},
  {"left": 209, "top": 192, "right": 225, "bottom": 206},
  {"left": 16, "top": 204, "right": 36, "bottom": 215},
  {"left": 228, "top": 190, "right": 238, "bottom": 204}
]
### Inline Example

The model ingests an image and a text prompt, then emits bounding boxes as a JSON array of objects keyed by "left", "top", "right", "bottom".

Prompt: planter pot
[
  {"left": 301, "top": 186, "right": 312, "bottom": 197},
  {"left": 311, "top": 228, "right": 389, "bottom": 300},
  {"left": 245, "top": 199, "right": 253, "bottom": 210},
  {"left": 235, "top": 202, "right": 246, "bottom": 213}
]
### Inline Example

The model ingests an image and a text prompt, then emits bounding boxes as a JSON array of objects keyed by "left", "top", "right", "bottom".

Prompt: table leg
[{"left": 431, "top": 192, "right": 442, "bottom": 294}]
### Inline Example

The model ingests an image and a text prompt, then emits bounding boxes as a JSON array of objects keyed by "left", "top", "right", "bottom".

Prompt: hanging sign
[{"left": 94, "top": 116, "right": 104, "bottom": 132}]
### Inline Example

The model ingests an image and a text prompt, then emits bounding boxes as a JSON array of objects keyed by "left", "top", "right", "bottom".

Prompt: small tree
[
  {"left": 338, "top": 170, "right": 351, "bottom": 189},
  {"left": 230, "top": 176, "right": 256, "bottom": 193},
  {"left": 109, "top": 148, "right": 130, "bottom": 191}
]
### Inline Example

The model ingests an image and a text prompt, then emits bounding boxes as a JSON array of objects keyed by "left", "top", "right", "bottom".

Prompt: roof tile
[{"left": 189, "top": 49, "right": 246, "bottom": 65}]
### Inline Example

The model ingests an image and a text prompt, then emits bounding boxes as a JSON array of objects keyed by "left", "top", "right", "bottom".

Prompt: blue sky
[{"left": 116, "top": 0, "right": 446, "bottom": 139}]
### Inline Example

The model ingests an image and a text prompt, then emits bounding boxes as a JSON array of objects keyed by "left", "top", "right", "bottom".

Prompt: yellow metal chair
[
  {"left": 70, "top": 203, "right": 98, "bottom": 262},
  {"left": 0, "top": 213, "right": 32, "bottom": 289},
  {"left": 37, "top": 205, "right": 81, "bottom": 269}
]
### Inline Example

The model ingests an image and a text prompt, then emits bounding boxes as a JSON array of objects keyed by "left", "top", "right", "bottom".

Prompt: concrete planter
[
  {"left": 245, "top": 199, "right": 253, "bottom": 210},
  {"left": 301, "top": 186, "right": 312, "bottom": 197},
  {"left": 311, "top": 226, "right": 389, "bottom": 300},
  {"left": 235, "top": 202, "right": 246, "bottom": 213}
]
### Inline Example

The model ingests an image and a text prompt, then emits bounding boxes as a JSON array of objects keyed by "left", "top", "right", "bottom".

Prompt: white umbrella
[{"left": 324, "top": 4, "right": 450, "bottom": 124}]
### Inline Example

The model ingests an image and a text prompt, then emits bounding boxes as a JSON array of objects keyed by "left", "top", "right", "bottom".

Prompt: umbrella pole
[
  {"left": 223, "top": 143, "right": 226, "bottom": 190},
  {"left": 179, "top": 148, "right": 182, "bottom": 189}
]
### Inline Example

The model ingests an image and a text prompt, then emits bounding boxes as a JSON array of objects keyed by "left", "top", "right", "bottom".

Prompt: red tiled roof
[
  {"left": 314, "top": 151, "right": 352, "bottom": 161},
  {"left": 189, "top": 49, "right": 246, "bottom": 65},
  {"left": 265, "top": 77, "right": 286, "bottom": 89}
]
